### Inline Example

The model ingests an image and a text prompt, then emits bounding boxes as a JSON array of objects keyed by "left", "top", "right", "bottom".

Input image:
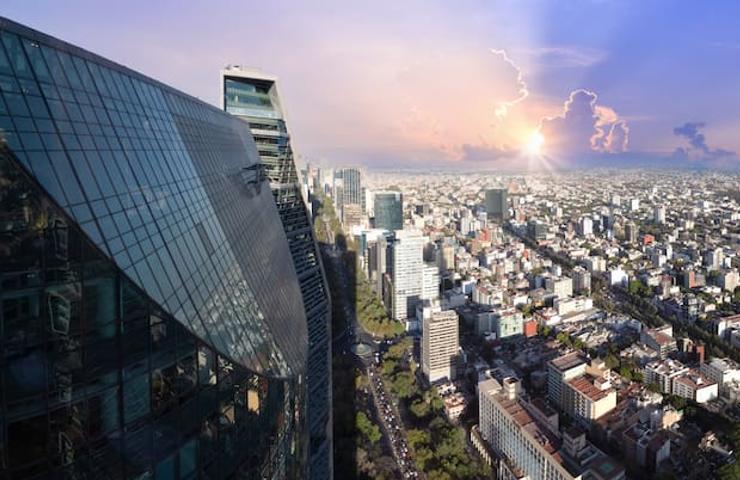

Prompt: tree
[
  {"left": 410, "top": 398, "right": 431, "bottom": 418},
  {"left": 407, "top": 429, "right": 431, "bottom": 449},
  {"left": 717, "top": 461, "right": 740, "bottom": 480},
  {"left": 646, "top": 382, "right": 662, "bottom": 394},
  {"left": 391, "top": 371, "right": 417, "bottom": 398},
  {"left": 356, "top": 412, "right": 381, "bottom": 444},
  {"left": 604, "top": 354, "right": 619, "bottom": 370}
]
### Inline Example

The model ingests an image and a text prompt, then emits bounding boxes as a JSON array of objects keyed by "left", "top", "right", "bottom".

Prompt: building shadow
[{"left": 311, "top": 194, "right": 360, "bottom": 478}]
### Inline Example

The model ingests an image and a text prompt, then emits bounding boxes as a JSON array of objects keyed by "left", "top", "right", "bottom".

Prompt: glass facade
[
  {"left": 0, "top": 17, "right": 308, "bottom": 479},
  {"left": 221, "top": 68, "right": 332, "bottom": 480},
  {"left": 373, "top": 191, "right": 403, "bottom": 231}
]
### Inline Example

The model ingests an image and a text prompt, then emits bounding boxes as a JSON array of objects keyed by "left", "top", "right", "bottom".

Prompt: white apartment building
[
  {"left": 672, "top": 371, "right": 718, "bottom": 403},
  {"left": 700, "top": 358, "right": 740, "bottom": 393},
  {"left": 564, "top": 376, "right": 617, "bottom": 425},
  {"left": 479, "top": 377, "right": 577, "bottom": 480},
  {"left": 642, "top": 359, "right": 689, "bottom": 394},
  {"left": 546, "top": 276, "right": 573, "bottom": 299},
  {"left": 548, "top": 352, "right": 588, "bottom": 408},
  {"left": 478, "top": 375, "right": 625, "bottom": 480},
  {"left": 422, "top": 309, "right": 460, "bottom": 382},
  {"left": 390, "top": 230, "right": 426, "bottom": 321},
  {"left": 654, "top": 205, "right": 666, "bottom": 224}
]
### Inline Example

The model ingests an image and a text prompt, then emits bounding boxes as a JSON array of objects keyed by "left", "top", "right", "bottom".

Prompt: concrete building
[
  {"left": 564, "top": 376, "right": 617, "bottom": 425},
  {"left": 700, "top": 358, "right": 740, "bottom": 394},
  {"left": 422, "top": 310, "right": 460, "bottom": 382},
  {"left": 478, "top": 376, "right": 625, "bottom": 480},
  {"left": 654, "top": 205, "right": 666, "bottom": 224},
  {"left": 422, "top": 262, "right": 441, "bottom": 302},
  {"left": 672, "top": 371, "right": 718, "bottom": 403},
  {"left": 625, "top": 222, "right": 638, "bottom": 244},
  {"left": 548, "top": 352, "right": 588, "bottom": 409},
  {"left": 573, "top": 267, "right": 592, "bottom": 294},
  {"left": 495, "top": 308, "right": 525, "bottom": 339},
  {"left": 643, "top": 359, "right": 689, "bottom": 394},
  {"left": 546, "top": 276, "right": 574, "bottom": 299},
  {"left": 580, "top": 217, "right": 593, "bottom": 237},
  {"left": 639, "top": 326, "right": 677, "bottom": 358}
]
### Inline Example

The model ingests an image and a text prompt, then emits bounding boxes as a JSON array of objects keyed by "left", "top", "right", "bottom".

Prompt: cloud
[
  {"left": 672, "top": 122, "right": 735, "bottom": 162},
  {"left": 460, "top": 143, "right": 518, "bottom": 163},
  {"left": 539, "top": 89, "right": 629, "bottom": 157},
  {"left": 523, "top": 46, "right": 607, "bottom": 68},
  {"left": 491, "top": 49, "right": 529, "bottom": 118}
]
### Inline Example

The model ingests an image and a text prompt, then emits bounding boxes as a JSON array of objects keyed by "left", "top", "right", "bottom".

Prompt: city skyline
[{"left": 4, "top": 0, "right": 740, "bottom": 170}]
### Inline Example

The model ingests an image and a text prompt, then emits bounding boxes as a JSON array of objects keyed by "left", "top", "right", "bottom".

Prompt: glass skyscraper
[
  {"left": 373, "top": 191, "right": 403, "bottom": 231},
  {"left": 221, "top": 67, "right": 332, "bottom": 480},
  {"left": 484, "top": 188, "right": 509, "bottom": 221},
  {"left": 0, "top": 17, "right": 310, "bottom": 479}
]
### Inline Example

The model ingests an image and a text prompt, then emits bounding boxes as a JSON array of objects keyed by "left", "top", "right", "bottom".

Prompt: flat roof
[
  {"left": 551, "top": 352, "right": 588, "bottom": 372},
  {"left": 568, "top": 375, "right": 614, "bottom": 402}
]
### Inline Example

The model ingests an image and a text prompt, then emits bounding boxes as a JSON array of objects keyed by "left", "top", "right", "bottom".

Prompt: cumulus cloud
[
  {"left": 672, "top": 122, "right": 735, "bottom": 162},
  {"left": 539, "top": 89, "right": 629, "bottom": 156},
  {"left": 491, "top": 49, "right": 529, "bottom": 118}
]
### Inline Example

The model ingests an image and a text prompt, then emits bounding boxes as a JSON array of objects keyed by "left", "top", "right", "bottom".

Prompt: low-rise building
[
  {"left": 672, "top": 371, "right": 718, "bottom": 403},
  {"left": 643, "top": 359, "right": 689, "bottom": 394}
]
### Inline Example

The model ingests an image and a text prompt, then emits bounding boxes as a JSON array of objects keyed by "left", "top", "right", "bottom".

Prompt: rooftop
[
  {"left": 551, "top": 351, "right": 588, "bottom": 372},
  {"left": 568, "top": 375, "right": 614, "bottom": 402}
]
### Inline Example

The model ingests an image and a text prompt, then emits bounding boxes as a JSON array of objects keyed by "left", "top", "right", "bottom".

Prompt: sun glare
[{"left": 525, "top": 130, "right": 545, "bottom": 156}]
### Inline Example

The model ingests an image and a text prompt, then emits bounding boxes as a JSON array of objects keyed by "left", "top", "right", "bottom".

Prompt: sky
[{"left": 3, "top": 0, "right": 740, "bottom": 170}]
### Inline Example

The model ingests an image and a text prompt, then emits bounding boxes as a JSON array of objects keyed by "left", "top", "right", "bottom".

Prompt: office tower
[
  {"left": 478, "top": 376, "right": 625, "bottom": 480},
  {"left": 338, "top": 166, "right": 363, "bottom": 211},
  {"left": 368, "top": 231, "right": 393, "bottom": 297},
  {"left": 422, "top": 310, "right": 460, "bottom": 382},
  {"left": 437, "top": 243, "right": 455, "bottom": 272},
  {"left": 527, "top": 219, "right": 548, "bottom": 241},
  {"left": 624, "top": 221, "right": 638, "bottom": 243},
  {"left": 654, "top": 205, "right": 666, "bottom": 224},
  {"left": 390, "top": 230, "right": 425, "bottom": 320},
  {"left": 422, "top": 262, "right": 440, "bottom": 302},
  {"left": 221, "top": 67, "right": 332, "bottom": 478},
  {"left": 373, "top": 190, "right": 403, "bottom": 231},
  {"left": 580, "top": 216, "right": 593, "bottom": 237},
  {"left": 484, "top": 188, "right": 508, "bottom": 221},
  {"left": 601, "top": 213, "right": 614, "bottom": 232},
  {"left": 0, "top": 18, "right": 310, "bottom": 478},
  {"left": 573, "top": 267, "right": 592, "bottom": 294},
  {"left": 703, "top": 247, "right": 723, "bottom": 271}
]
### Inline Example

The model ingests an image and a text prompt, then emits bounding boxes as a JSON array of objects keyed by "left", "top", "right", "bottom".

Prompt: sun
[{"left": 525, "top": 130, "right": 545, "bottom": 156}]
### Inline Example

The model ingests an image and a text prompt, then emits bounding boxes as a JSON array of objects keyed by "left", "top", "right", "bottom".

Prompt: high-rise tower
[
  {"left": 373, "top": 191, "right": 403, "bottom": 231},
  {"left": 220, "top": 66, "right": 332, "bottom": 479},
  {"left": 0, "top": 17, "right": 310, "bottom": 478},
  {"left": 484, "top": 188, "right": 509, "bottom": 221}
]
